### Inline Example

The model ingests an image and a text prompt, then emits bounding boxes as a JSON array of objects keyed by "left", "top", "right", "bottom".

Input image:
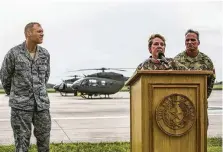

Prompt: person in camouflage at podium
[
  {"left": 137, "top": 34, "right": 188, "bottom": 70},
  {"left": 174, "top": 29, "right": 216, "bottom": 99}
]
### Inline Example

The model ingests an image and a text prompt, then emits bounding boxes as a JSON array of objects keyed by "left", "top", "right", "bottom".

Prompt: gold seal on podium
[{"left": 156, "top": 94, "right": 196, "bottom": 136}]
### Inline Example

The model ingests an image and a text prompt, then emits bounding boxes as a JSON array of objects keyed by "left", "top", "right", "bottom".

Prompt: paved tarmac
[{"left": 0, "top": 91, "right": 222, "bottom": 145}]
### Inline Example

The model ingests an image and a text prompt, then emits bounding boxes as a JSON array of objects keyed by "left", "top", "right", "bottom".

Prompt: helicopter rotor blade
[
  {"left": 118, "top": 68, "right": 136, "bottom": 69},
  {"left": 67, "top": 69, "right": 90, "bottom": 72},
  {"left": 70, "top": 68, "right": 108, "bottom": 71},
  {"left": 67, "top": 67, "right": 135, "bottom": 72},
  {"left": 108, "top": 68, "right": 126, "bottom": 71},
  {"left": 66, "top": 75, "right": 82, "bottom": 78}
]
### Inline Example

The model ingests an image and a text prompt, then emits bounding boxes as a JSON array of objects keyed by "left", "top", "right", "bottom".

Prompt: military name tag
[{"left": 155, "top": 94, "right": 196, "bottom": 136}]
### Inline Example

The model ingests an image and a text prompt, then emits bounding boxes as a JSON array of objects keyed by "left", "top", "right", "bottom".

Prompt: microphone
[{"left": 158, "top": 52, "right": 168, "bottom": 63}]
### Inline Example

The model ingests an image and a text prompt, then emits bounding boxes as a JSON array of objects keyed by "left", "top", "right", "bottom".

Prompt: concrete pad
[{"left": 0, "top": 91, "right": 222, "bottom": 146}]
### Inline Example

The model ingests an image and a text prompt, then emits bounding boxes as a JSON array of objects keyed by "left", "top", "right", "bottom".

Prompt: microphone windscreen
[{"left": 158, "top": 52, "right": 165, "bottom": 59}]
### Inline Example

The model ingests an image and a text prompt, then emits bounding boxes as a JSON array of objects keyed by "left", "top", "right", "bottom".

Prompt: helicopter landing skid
[
  {"left": 60, "top": 92, "right": 67, "bottom": 96},
  {"left": 80, "top": 94, "right": 87, "bottom": 99},
  {"left": 80, "top": 94, "right": 112, "bottom": 99},
  {"left": 80, "top": 94, "right": 94, "bottom": 99}
]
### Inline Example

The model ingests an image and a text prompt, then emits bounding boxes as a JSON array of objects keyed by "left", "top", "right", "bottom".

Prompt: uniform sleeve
[
  {"left": 136, "top": 59, "right": 153, "bottom": 70},
  {"left": 172, "top": 54, "right": 188, "bottom": 70},
  {"left": 173, "top": 53, "right": 181, "bottom": 61},
  {"left": 206, "top": 59, "right": 216, "bottom": 99},
  {"left": 168, "top": 58, "right": 188, "bottom": 70},
  {"left": 45, "top": 53, "right": 50, "bottom": 84},
  {"left": 0, "top": 50, "right": 15, "bottom": 95},
  {"left": 174, "top": 60, "right": 188, "bottom": 70},
  {"left": 137, "top": 62, "right": 143, "bottom": 70}
]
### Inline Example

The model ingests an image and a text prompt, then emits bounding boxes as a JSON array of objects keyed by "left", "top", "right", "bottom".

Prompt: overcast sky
[{"left": 0, "top": 0, "right": 222, "bottom": 84}]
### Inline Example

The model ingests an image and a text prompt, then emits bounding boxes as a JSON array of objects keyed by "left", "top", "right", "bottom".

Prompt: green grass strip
[{"left": 0, "top": 137, "right": 221, "bottom": 152}]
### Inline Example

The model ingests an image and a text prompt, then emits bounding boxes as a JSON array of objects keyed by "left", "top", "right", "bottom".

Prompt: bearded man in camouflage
[
  {"left": 0, "top": 22, "right": 51, "bottom": 152},
  {"left": 174, "top": 29, "right": 215, "bottom": 99},
  {"left": 137, "top": 34, "right": 187, "bottom": 70}
]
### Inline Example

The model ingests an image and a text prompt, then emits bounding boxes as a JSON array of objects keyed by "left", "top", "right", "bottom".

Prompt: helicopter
[
  {"left": 53, "top": 75, "right": 81, "bottom": 96},
  {"left": 68, "top": 67, "right": 134, "bottom": 99}
]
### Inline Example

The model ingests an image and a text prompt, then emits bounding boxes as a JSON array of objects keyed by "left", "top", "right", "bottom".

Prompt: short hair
[
  {"left": 148, "top": 34, "right": 166, "bottom": 49},
  {"left": 24, "top": 22, "right": 41, "bottom": 35},
  {"left": 185, "top": 29, "right": 200, "bottom": 43}
]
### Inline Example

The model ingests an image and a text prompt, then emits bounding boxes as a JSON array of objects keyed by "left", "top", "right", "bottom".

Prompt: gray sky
[{"left": 0, "top": 0, "right": 222, "bottom": 84}]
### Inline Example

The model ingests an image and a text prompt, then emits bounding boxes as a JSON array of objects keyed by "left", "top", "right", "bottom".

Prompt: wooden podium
[{"left": 126, "top": 70, "right": 213, "bottom": 152}]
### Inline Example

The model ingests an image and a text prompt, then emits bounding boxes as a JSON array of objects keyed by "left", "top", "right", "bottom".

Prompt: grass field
[
  {"left": 213, "top": 84, "right": 223, "bottom": 90},
  {"left": 0, "top": 137, "right": 221, "bottom": 152}
]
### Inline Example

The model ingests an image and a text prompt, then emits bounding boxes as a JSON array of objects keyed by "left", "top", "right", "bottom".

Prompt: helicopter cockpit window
[
  {"left": 59, "top": 83, "right": 66, "bottom": 90},
  {"left": 73, "top": 78, "right": 85, "bottom": 85},
  {"left": 81, "top": 79, "right": 89, "bottom": 86},
  {"left": 89, "top": 79, "right": 98, "bottom": 86},
  {"left": 101, "top": 81, "right": 106, "bottom": 86},
  {"left": 67, "top": 84, "right": 72, "bottom": 87}
]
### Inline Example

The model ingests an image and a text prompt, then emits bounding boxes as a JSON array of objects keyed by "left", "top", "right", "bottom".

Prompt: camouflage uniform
[
  {"left": 0, "top": 41, "right": 51, "bottom": 152},
  {"left": 137, "top": 56, "right": 188, "bottom": 70},
  {"left": 174, "top": 51, "right": 216, "bottom": 99}
]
